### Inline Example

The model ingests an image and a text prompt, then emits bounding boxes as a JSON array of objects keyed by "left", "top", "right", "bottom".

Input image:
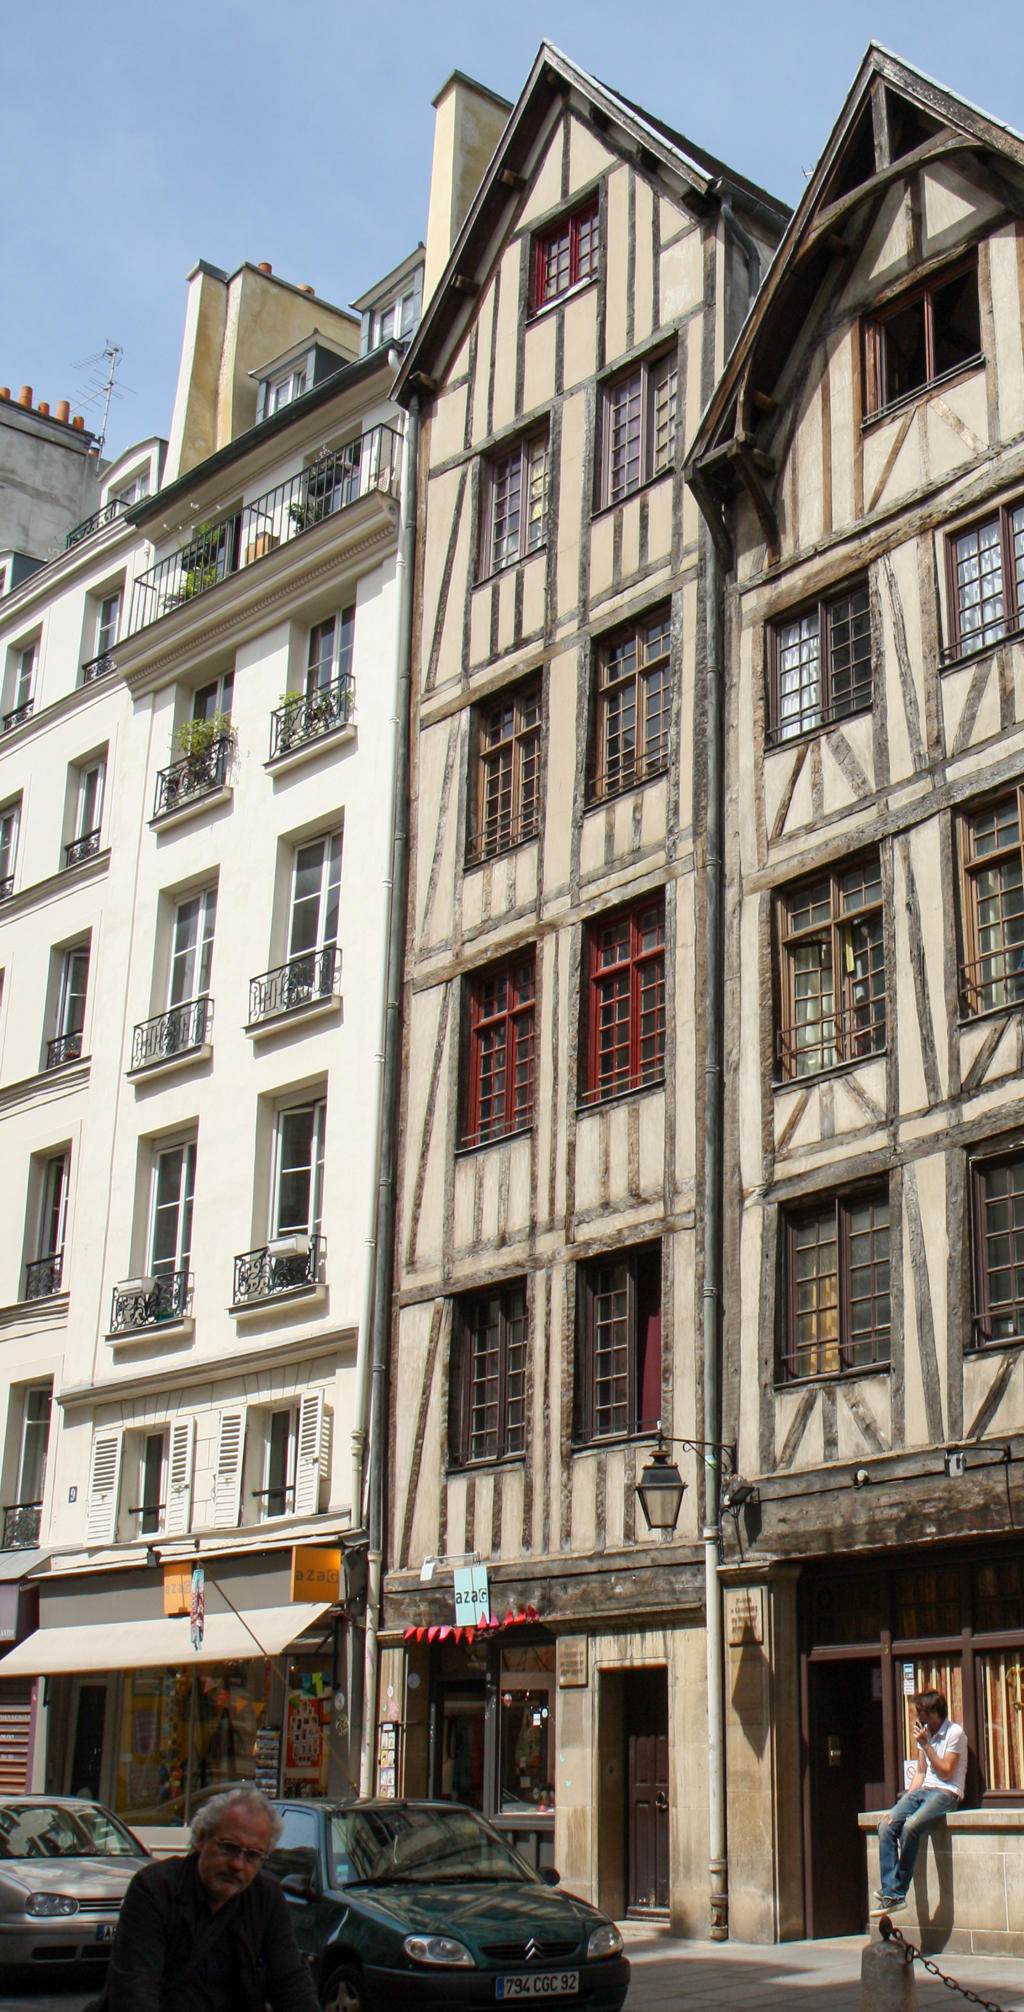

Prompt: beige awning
[{"left": 0, "top": 1602, "right": 333, "bottom": 1676}]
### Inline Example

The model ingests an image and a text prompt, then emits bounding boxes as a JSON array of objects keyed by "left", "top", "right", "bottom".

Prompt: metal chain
[{"left": 879, "top": 1919, "right": 1009, "bottom": 2012}]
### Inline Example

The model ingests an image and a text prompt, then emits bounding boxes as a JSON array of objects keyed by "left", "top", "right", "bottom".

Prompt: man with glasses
[{"left": 88, "top": 1787, "right": 318, "bottom": 2012}]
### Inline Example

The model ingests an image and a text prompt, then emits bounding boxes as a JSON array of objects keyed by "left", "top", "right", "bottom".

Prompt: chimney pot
[
  {"left": 257, "top": 261, "right": 273, "bottom": 275},
  {"left": 299, "top": 284, "right": 315, "bottom": 295},
  {"left": 37, "top": 401, "right": 50, "bottom": 416},
  {"left": 72, "top": 414, "right": 85, "bottom": 430},
  {"left": 18, "top": 385, "right": 32, "bottom": 407},
  {"left": 0, "top": 387, "right": 10, "bottom": 401},
  {"left": 57, "top": 400, "right": 70, "bottom": 422}
]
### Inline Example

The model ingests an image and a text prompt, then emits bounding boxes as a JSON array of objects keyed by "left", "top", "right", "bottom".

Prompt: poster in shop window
[{"left": 284, "top": 1672, "right": 330, "bottom": 1791}]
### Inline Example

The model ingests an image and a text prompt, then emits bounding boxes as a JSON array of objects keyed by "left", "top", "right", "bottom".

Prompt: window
[
  {"left": 777, "top": 857, "right": 885, "bottom": 1080},
  {"left": 575, "top": 1243, "right": 661, "bottom": 1442},
  {"left": 582, "top": 898, "right": 666, "bottom": 1105},
  {"left": 600, "top": 351, "right": 677, "bottom": 505},
  {"left": 770, "top": 582, "right": 873, "bottom": 743},
  {"left": 959, "top": 790, "right": 1024, "bottom": 1016},
  {"left": 274, "top": 1102, "right": 326, "bottom": 1240},
  {"left": 49, "top": 944, "right": 90, "bottom": 1068},
  {"left": 306, "top": 610, "right": 354, "bottom": 695},
  {"left": 468, "top": 679, "right": 541, "bottom": 864},
  {"left": 373, "top": 275, "right": 423, "bottom": 348},
  {"left": 131, "top": 1431, "right": 167, "bottom": 1537},
  {"left": 193, "top": 672, "right": 234, "bottom": 724},
  {"left": 114, "top": 468, "right": 150, "bottom": 508},
  {"left": 259, "top": 1407, "right": 298, "bottom": 1519},
  {"left": 971, "top": 1150, "right": 1024, "bottom": 1346},
  {"left": 169, "top": 888, "right": 217, "bottom": 1008},
  {"left": 449, "top": 1283, "right": 528, "bottom": 1465},
  {"left": 4, "top": 640, "right": 36, "bottom": 728},
  {"left": 863, "top": 256, "right": 981, "bottom": 415},
  {"left": 0, "top": 800, "right": 19, "bottom": 897},
  {"left": 589, "top": 608, "right": 671, "bottom": 800},
  {"left": 462, "top": 956, "right": 535, "bottom": 1148},
  {"left": 779, "top": 1190, "right": 891, "bottom": 1381},
  {"left": 14, "top": 1382, "right": 52, "bottom": 1526},
  {"left": 150, "top": 1142, "right": 195, "bottom": 1288},
  {"left": 286, "top": 833, "right": 342, "bottom": 1006},
  {"left": 482, "top": 432, "right": 548, "bottom": 575},
  {"left": 25, "top": 1153, "right": 68, "bottom": 1299},
  {"left": 264, "top": 362, "right": 309, "bottom": 417},
  {"left": 533, "top": 198, "right": 600, "bottom": 309},
  {"left": 96, "top": 591, "right": 121, "bottom": 659},
  {"left": 946, "top": 500, "right": 1024, "bottom": 663},
  {"left": 66, "top": 756, "right": 105, "bottom": 866}
]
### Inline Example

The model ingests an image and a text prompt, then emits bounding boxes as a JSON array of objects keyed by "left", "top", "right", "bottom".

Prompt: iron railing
[
  {"left": 64, "top": 827, "right": 101, "bottom": 869},
  {"left": 131, "top": 996, "right": 212, "bottom": 1072},
  {"left": 152, "top": 733, "right": 232, "bottom": 820},
  {"left": 80, "top": 650, "right": 115, "bottom": 683},
  {"left": 467, "top": 803, "right": 541, "bottom": 866},
  {"left": 46, "top": 1030, "right": 83, "bottom": 1069},
  {"left": 252, "top": 1484, "right": 296, "bottom": 1519},
  {"left": 110, "top": 1268, "right": 193, "bottom": 1334},
  {"left": 776, "top": 999, "right": 887, "bottom": 1079},
  {"left": 248, "top": 948, "right": 341, "bottom": 1026},
  {"left": 268, "top": 674, "right": 354, "bottom": 761},
  {"left": 2, "top": 1501, "right": 42, "bottom": 1549},
  {"left": 65, "top": 497, "right": 128, "bottom": 550},
  {"left": 0, "top": 873, "right": 13, "bottom": 900},
  {"left": 232, "top": 1235, "right": 322, "bottom": 1306},
  {"left": 128, "top": 1501, "right": 166, "bottom": 1535},
  {"left": 23, "top": 1253, "right": 63, "bottom": 1299},
  {"left": 960, "top": 948, "right": 1024, "bottom": 1019},
  {"left": 2, "top": 702, "right": 33, "bottom": 734},
  {"left": 126, "top": 425, "right": 401, "bottom": 637}
]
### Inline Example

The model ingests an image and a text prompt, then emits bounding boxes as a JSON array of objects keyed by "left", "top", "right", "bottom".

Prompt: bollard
[{"left": 860, "top": 1928, "right": 918, "bottom": 2010}]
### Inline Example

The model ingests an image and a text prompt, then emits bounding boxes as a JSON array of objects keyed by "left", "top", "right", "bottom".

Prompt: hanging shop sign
[
  {"left": 453, "top": 1564, "right": 490, "bottom": 1626},
  {"left": 190, "top": 1565, "right": 205, "bottom": 1651},
  {"left": 163, "top": 1564, "right": 191, "bottom": 1617},
  {"left": 290, "top": 1545, "right": 343, "bottom": 1603}
]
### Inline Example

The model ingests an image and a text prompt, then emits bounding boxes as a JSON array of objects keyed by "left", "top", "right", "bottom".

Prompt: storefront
[{"left": 0, "top": 1554, "right": 42, "bottom": 1793}]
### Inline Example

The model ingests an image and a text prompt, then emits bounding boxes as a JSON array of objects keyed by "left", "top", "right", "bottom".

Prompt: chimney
[
  {"left": 423, "top": 71, "right": 512, "bottom": 307},
  {"left": 18, "top": 385, "right": 32, "bottom": 407},
  {"left": 57, "top": 400, "right": 70, "bottom": 422},
  {"left": 299, "top": 284, "right": 315, "bottom": 295},
  {"left": 72, "top": 414, "right": 85, "bottom": 430},
  {"left": 0, "top": 388, "right": 10, "bottom": 401},
  {"left": 257, "top": 261, "right": 273, "bottom": 275},
  {"left": 37, "top": 401, "right": 50, "bottom": 416}
]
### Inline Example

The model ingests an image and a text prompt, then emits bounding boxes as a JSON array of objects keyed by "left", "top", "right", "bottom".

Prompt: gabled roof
[
  {"left": 686, "top": 46, "right": 1024, "bottom": 543},
  {"left": 396, "top": 40, "right": 789, "bottom": 406}
]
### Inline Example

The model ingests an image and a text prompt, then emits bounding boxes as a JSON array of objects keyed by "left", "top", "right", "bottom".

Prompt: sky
[{"left": 4, "top": 0, "right": 1024, "bottom": 462}]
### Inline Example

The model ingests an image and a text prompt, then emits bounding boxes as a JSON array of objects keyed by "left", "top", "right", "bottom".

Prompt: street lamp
[{"left": 636, "top": 1434, "right": 754, "bottom": 1534}]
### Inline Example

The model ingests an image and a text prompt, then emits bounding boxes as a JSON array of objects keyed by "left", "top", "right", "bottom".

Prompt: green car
[{"left": 267, "top": 1798, "right": 630, "bottom": 2011}]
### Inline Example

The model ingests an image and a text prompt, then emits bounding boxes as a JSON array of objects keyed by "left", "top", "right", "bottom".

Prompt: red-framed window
[
  {"left": 574, "top": 1242, "right": 662, "bottom": 1442},
  {"left": 468, "top": 678, "right": 541, "bottom": 865},
  {"left": 533, "top": 199, "right": 600, "bottom": 311},
  {"left": 462, "top": 955, "right": 536, "bottom": 1148},
  {"left": 450, "top": 1281, "right": 529, "bottom": 1466},
  {"left": 582, "top": 898, "right": 666, "bottom": 1106}
]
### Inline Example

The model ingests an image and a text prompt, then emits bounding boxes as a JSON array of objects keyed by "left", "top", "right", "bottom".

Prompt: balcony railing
[
  {"left": 81, "top": 650, "right": 115, "bottom": 683},
  {"left": 46, "top": 1030, "right": 83, "bottom": 1070},
  {"left": 232, "top": 1234, "right": 322, "bottom": 1307},
  {"left": 23, "top": 1253, "right": 63, "bottom": 1299},
  {"left": 0, "top": 874, "right": 12, "bottom": 900},
  {"left": 110, "top": 1268, "right": 193, "bottom": 1334},
  {"left": 268, "top": 674, "right": 354, "bottom": 761},
  {"left": 3, "top": 701, "right": 33, "bottom": 734},
  {"left": 64, "top": 827, "right": 101, "bottom": 869},
  {"left": 129, "top": 1501, "right": 165, "bottom": 1535},
  {"left": 131, "top": 995, "right": 212, "bottom": 1072},
  {"left": 252, "top": 1484, "right": 296, "bottom": 1520},
  {"left": 65, "top": 496, "right": 128, "bottom": 550},
  {"left": 2, "top": 1501, "right": 42, "bottom": 1549},
  {"left": 127, "top": 424, "right": 402, "bottom": 637},
  {"left": 152, "top": 733, "right": 232, "bottom": 820},
  {"left": 248, "top": 947, "right": 340, "bottom": 1026}
]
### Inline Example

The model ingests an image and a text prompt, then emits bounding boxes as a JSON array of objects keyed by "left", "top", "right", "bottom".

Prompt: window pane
[
  {"left": 491, "top": 450, "right": 523, "bottom": 569},
  {"left": 957, "top": 518, "right": 1005, "bottom": 650},
  {"left": 651, "top": 357, "right": 677, "bottom": 474},
  {"left": 978, "top": 1157, "right": 1024, "bottom": 1341},
  {"left": 933, "top": 268, "right": 981, "bottom": 378},
  {"left": 881, "top": 296, "right": 927, "bottom": 403},
  {"left": 828, "top": 586, "right": 872, "bottom": 717},
  {"left": 789, "top": 1210, "right": 840, "bottom": 1377},
  {"left": 608, "top": 374, "right": 643, "bottom": 503},
  {"left": 776, "top": 613, "right": 821, "bottom": 740}
]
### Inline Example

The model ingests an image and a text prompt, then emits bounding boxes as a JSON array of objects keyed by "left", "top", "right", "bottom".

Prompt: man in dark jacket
[{"left": 90, "top": 1786, "right": 320, "bottom": 2012}]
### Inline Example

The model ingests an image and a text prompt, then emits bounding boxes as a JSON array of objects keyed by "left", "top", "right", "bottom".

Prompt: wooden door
[
  {"left": 806, "top": 1659, "right": 885, "bottom": 1936},
  {"left": 625, "top": 1668, "right": 669, "bottom": 1912}
]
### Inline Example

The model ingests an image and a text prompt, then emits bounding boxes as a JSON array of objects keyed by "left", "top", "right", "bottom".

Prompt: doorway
[
  {"left": 67, "top": 1679, "right": 109, "bottom": 1800},
  {"left": 624, "top": 1667, "right": 669, "bottom": 1913},
  {"left": 806, "top": 1659, "right": 885, "bottom": 1936}
]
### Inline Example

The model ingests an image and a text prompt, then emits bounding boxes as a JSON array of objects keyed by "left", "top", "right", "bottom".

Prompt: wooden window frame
[
  {"left": 958, "top": 786, "right": 1024, "bottom": 1018},
  {"left": 598, "top": 348, "right": 678, "bottom": 508},
  {"left": 862, "top": 253, "right": 982, "bottom": 418},
  {"left": 532, "top": 198, "right": 600, "bottom": 312},
  {"left": 467, "top": 677, "right": 541, "bottom": 866},
  {"left": 944, "top": 497, "right": 1024, "bottom": 666},
  {"left": 574, "top": 1242, "right": 662, "bottom": 1444},
  {"left": 581, "top": 896, "right": 666, "bottom": 1107},
  {"left": 481, "top": 430, "right": 549, "bottom": 577},
  {"left": 461, "top": 954, "right": 536, "bottom": 1150},
  {"left": 768, "top": 579, "right": 873, "bottom": 745},
  {"left": 778, "top": 1187, "right": 891, "bottom": 1384},
  {"left": 971, "top": 1148, "right": 1024, "bottom": 1348},
  {"left": 776, "top": 855, "right": 886, "bottom": 1082},
  {"left": 449, "top": 1280, "right": 529, "bottom": 1467},
  {"left": 588, "top": 606, "right": 672, "bottom": 802}
]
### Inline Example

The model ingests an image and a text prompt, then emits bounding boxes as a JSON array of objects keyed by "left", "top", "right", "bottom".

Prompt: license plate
[
  {"left": 95, "top": 1923, "right": 116, "bottom": 1943},
  {"left": 495, "top": 1976, "right": 579, "bottom": 1999}
]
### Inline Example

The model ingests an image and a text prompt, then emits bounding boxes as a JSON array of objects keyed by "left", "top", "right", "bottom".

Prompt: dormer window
[
  {"left": 265, "top": 361, "right": 310, "bottom": 417},
  {"left": 355, "top": 253, "right": 425, "bottom": 356},
  {"left": 114, "top": 468, "right": 150, "bottom": 509}
]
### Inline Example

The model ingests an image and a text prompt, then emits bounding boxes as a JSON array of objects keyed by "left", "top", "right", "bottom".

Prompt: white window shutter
[
  {"left": 212, "top": 1408, "right": 246, "bottom": 1529},
  {"left": 163, "top": 1417, "right": 195, "bottom": 1536},
  {"left": 294, "top": 1392, "right": 327, "bottom": 1516},
  {"left": 86, "top": 1431, "right": 122, "bottom": 1545}
]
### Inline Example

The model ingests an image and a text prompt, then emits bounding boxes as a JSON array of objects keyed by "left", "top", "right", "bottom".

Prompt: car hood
[
  {"left": 0, "top": 1856, "right": 146, "bottom": 1899},
  {"left": 346, "top": 1877, "right": 602, "bottom": 1948}
]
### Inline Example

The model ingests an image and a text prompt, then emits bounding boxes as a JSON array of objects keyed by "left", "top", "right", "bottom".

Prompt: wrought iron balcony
[
  {"left": 65, "top": 496, "right": 127, "bottom": 550},
  {"left": 131, "top": 995, "right": 212, "bottom": 1072},
  {"left": 152, "top": 733, "right": 232, "bottom": 821},
  {"left": 3, "top": 701, "right": 33, "bottom": 734},
  {"left": 248, "top": 947, "right": 340, "bottom": 1026},
  {"left": 46, "top": 1030, "right": 83, "bottom": 1070},
  {"left": 232, "top": 1234, "right": 322, "bottom": 1307},
  {"left": 269, "top": 674, "right": 354, "bottom": 761},
  {"left": 2, "top": 1501, "right": 42, "bottom": 1549},
  {"left": 81, "top": 650, "right": 115, "bottom": 683},
  {"left": 23, "top": 1253, "right": 63, "bottom": 1299},
  {"left": 110, "top": 1268, "right": 193, "bottom": 1334},
  {"left": 64, "top": 827, "right": 101, "bottom": 869},
  {"left": 0, "top": 873, "right": 12, "bottom": 900},
  {"left": 126, "top": 424, "right": 402, "bottom": 637}
]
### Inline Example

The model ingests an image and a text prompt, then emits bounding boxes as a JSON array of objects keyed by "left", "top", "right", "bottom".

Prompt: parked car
[
  {"left": 0, "top": 1795, "right": 149, "bottom": 1975},
  {"left": 265, "top": 1798, "right": 630, "bottom": 2011}
]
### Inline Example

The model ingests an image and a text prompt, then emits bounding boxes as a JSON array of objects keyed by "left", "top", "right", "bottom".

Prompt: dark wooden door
[
  {"left": 806, "top": 1659, "right": 885, "bottom": 1936},
  {"left": 624, "top": 1668, "right": 669, "bottom": 1912},
  {"left": 68, "top": 1683, "right": 107, "bottom": 1799}
]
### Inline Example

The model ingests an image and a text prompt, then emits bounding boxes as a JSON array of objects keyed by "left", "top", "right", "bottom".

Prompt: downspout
[
  {"left": 702, "top": 518, "right": 728, "bottom": 1939},
  {"left": 359, "top": 390, "right": 420, "bottom": 1795},
  {"left": 712, "top": 181, "right": 761, "bottom": 312}
]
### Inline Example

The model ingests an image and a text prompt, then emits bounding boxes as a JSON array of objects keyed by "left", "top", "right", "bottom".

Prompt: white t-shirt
[{"left": 921, "top": 1718, "right": 967, "bottom": 1798}]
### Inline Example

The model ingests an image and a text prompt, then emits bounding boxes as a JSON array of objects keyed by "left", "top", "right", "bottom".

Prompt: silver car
[{"left": 0, "top": 1796, "right": 149, "bottom": 1974}]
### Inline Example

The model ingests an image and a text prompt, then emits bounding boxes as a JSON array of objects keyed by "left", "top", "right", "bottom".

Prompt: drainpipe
[
  {"left": 711, "top": 179, "right": 762, "bottom": 316},
  {"left": 359, "top": 391, "right": 420, "bottom": 1795},
  {"left": 702, "top": 522, "right": 728, "bottom": 1939}
]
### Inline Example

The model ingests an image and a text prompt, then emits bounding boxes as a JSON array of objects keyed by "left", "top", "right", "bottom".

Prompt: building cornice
[
  {"left": 0, "top": 849, "right": 110, "bottom": 926},
  {"left": 56, "top": 1324, "right": 359, "bottom": 1409}
]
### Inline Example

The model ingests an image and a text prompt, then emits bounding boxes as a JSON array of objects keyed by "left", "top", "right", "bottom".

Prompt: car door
[{"left": 271, "top": 1805, "right": 324, "bottom": 1965}]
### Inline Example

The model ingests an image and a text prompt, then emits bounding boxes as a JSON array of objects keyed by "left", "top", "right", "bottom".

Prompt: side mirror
[
  {"left": 538, "top": 1865, "right": 560, "bottom": 1887},
  {"left": 278, "top": 1870, "right": 316, "bottom": 1901}
]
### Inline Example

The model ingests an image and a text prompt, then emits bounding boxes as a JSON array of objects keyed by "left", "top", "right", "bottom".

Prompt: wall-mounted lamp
[
  {"left": 635, "top": 1433, "right": 743, "bottom": 1535},
  {"left": 145, "top": 1546, "right": 161, "bottom": 1569},
  {"left": 945, "top": 1448, "right": 966, "bottom": 1479},
  {"left": 852, "top": 1467, "right": 871, "bottom": 1488}
]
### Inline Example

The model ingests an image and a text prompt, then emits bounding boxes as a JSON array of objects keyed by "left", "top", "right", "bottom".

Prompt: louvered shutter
[
  {"left": 86, "top": 1431, "right": 122, "bottom": 1545},
  {"left": 294, "top": 1392, "right": 328, "bottom": 1516},
  {"left": 212, "top": 1408, "right": 246, "bottom": 1528},
  {"left": 163, "top": 1417, "right": 195, "bottom": 1536}
]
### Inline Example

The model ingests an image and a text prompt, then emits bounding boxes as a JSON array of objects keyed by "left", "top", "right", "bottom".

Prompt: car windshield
[
  {"left": 0, "top": 1804, "right": 142, "bottom": 1860},
  {"left": 332, "top": 1807, "right": 532, "bottom": 1887}
]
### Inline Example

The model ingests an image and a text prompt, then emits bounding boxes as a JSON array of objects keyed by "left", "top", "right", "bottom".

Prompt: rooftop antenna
[{"left": 72, "top": 342, "right": 130, "bottom": 454}]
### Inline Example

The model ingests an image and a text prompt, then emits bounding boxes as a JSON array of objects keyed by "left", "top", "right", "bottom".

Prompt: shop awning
[{"left": 0, "top": 1602, "right": 334, "bottom": 1676}]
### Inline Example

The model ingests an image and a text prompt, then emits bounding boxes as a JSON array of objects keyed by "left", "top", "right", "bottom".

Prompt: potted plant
[{"left": 170, "top": 710, "right": 236, "bottom": 792}]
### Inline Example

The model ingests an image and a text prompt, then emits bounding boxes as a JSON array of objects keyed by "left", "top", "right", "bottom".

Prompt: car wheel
[{"left": 321, "top": 1964, "right": 365, "bottom": 2012}]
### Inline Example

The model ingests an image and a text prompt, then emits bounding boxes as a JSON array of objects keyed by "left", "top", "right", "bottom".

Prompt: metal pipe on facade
[
  {"left": 702, "top": 523, "right": 728, "bottom": 1938},
  {"left": 718, "top": 195, "right": 762, "bottom": 304},
  {"left": 359, "top": 392, "right": 420, "bottom": 1795}
]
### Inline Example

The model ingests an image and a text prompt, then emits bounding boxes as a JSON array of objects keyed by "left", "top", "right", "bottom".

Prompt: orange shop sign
[{"left": 290, "top": 1546, "right": 342, "bottom": 1603}]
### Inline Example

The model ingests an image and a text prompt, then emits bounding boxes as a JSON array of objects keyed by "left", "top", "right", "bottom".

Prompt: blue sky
[{"left": 4, "top": 1, "right": 1024, "bottom": 460}]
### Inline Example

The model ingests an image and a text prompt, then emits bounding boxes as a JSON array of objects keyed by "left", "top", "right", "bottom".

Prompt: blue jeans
[{"left": 878, "top": 1788, "right": 959, "bottom": 1898}]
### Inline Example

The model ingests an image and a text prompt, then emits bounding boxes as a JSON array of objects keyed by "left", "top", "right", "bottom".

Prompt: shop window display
[
  {"left": 114, "top": 1662, "right": 270, "bottom": 1824},
  {"left": 499, "top": 1644, "right": 555, "bottom": 1815}
]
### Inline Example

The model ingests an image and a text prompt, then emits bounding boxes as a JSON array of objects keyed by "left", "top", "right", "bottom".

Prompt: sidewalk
[{"left": 620, "top": 1922, "right": 1024, "bottom": 2008}]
